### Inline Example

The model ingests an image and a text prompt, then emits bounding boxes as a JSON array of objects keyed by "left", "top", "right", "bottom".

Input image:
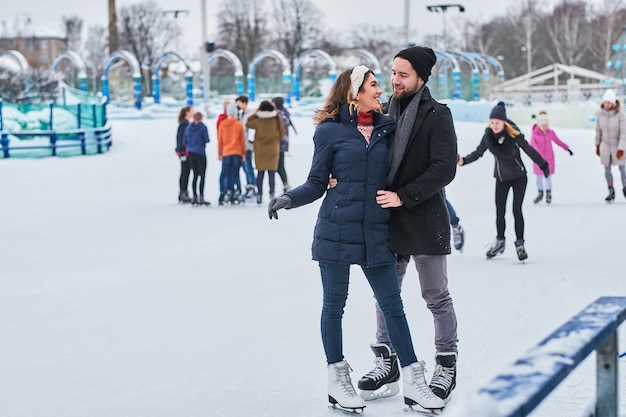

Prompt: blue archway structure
[
  {"left": 153, "top": 51, "right": 193, "bottom": 105},
  {"left": 247, "top": 50, "right": 291, "bottom": 101},
  {"left": 101, "top": 50, "right": 142, "bottom": 109},
  {"left": 434, "top": 49, "right": 462, "bottom": 99},
  {"left": 52, "top": 50, "right": 88, "bottom": 92},
  {"left": 207, "top": 49, "right": 244, "bottom": 98},
  {"left": 292, "top": 49, "right": 337, "bottom": 101}
]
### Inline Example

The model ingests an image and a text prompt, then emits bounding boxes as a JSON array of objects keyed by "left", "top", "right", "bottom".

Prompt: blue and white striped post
[
  {"left": 185, "top": 73, "right": 193, "bottom": 106},
  {"left": 133, "top": 75, "right": 142, "bottom": 110},
  {"left": 152, "top": 74, "right": 160, "bottom": 104}
]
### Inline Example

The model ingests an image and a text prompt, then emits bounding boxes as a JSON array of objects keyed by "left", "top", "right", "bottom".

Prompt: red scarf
[{"left": 357, "top": 111, "right": 373, "bottom": 125}]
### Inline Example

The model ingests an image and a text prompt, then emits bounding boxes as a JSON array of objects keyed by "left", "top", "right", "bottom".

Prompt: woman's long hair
[
  {"left": 177, "top": 106, "right": 192, "bottom": 123},
  {"left": 313, "top": 68, "right": 379, "bottom": 126}
]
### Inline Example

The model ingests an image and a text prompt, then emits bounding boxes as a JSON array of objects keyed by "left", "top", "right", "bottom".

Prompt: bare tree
[
  {"left": 83, "top": 25, "right": 109, "bottom": 92},
  {"left": 216, "top": 0, "right": 269, "bottom": 78},
  {"left": 62, "top": 16, "right": 83, "bottom": 53},
  {"left": 588, "top": 0, "right": 626, "bottom": 71},
  {"left": 543, "top": 0, "right": 590, "bottom": 66},
  {"left": 118, "top": 1, "right": 182, "bottom": 94},
  {"left": 271, "top": 0, "right": 325, "bottom": 68}
]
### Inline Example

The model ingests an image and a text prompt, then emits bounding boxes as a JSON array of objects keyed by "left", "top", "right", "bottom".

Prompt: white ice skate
[
  {"left": 328, "top": 360, "right": 365, "bottom": 414},
  {"left": 403, "top": 361, "right": 445, "bottom": 412}
]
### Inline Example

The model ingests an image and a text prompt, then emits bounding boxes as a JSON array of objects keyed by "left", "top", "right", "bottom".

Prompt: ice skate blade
[
  {"left": 404, "top": 403, "right": 443, "bottom": 415},
  {"left": 329, "top": 403, "right": 365, "bottom": 414},
  {"left": 359, "top": 382, "right": 400, "bottom": 400}
]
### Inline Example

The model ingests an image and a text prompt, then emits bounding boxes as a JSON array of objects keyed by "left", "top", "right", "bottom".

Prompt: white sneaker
[
  {"left": 402, "top": 361, "right": 445, "bottom": 410},
  {"left": 328, "top": 360, "right": 366, "bottom": 411}
]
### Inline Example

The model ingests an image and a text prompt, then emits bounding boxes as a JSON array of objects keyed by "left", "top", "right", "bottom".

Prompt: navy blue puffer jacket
[{"left": 286, "top": 104, "right": 396, "bottom": 267}]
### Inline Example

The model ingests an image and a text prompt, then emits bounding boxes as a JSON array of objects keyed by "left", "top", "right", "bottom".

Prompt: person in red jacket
[{"left": 217, "top": 102, "right": 246, "bottom": 205}]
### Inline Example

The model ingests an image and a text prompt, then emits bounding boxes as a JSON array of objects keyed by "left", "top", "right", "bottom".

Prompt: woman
[
  {"left": 245, "top": 100, "right": 286, "bottom": 204},
  {"left": 267, "top": 66, "right": 444, "bottom": 413},
  {"left": 595, "top": 89, "right": 626, "bottom": 202},
  {"left": 175, "top": 105, "right": 194, "bottom": 203},
  {"left": 183, "top": 112, "right": 211, "bottom": 206},
  {"left": 529, "top": 111, "right": 572, "bottom": 204},
  {"left": 458, "top": 102, "right": 549, "bottom": 261}
]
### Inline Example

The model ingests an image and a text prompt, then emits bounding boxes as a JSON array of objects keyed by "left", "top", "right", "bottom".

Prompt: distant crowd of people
[{"left": 175, "top": 95, "right": 295, "bottom": 206}]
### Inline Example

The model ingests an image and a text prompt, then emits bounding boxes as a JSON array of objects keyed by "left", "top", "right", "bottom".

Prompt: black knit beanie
[
  {"left": 394, "top": 46, "right": 437, "bottom": 82},
  {"left": 489, "top": 103, "right": 507, "bottom": 121}
]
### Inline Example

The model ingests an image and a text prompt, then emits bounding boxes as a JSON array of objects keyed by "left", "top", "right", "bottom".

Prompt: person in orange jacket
[{"left": 217, "top": 102, "right": 246, "bottom": 205}]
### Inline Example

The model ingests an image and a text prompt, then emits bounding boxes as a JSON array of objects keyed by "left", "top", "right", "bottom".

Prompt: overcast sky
[{"left": 1, "top": 0, "right": 605, "bottom": 56}]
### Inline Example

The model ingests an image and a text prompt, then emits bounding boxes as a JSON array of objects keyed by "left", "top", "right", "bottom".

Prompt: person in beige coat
[
  {"left": 246, "top": 100, "right": 286, "bottom": 204},
  {"left": 595, "top": 89, "right": 626, "bottom": 202}
]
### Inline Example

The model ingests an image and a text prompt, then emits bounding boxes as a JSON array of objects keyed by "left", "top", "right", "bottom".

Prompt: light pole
[
  {"left": 200, "top": 0, "right": 210, "bottom": 108},
  {"left": 426, "top": 4, "right": 465, "bottom": 50}
]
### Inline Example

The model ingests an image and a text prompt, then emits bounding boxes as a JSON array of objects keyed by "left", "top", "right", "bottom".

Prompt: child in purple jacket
[{"left": 529, "top": 111, "right": 573, "bottom": 204}]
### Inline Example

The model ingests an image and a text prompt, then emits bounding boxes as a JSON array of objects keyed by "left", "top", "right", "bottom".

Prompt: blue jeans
[
  {"left": 319, "top": 262, "right": 417, "bottom": 367},
  {"left": 241, "top": 149, "right": 256, "bottom": 186},
  {"left": 220, "top": 155, "right": 242, "bottom": 193}
]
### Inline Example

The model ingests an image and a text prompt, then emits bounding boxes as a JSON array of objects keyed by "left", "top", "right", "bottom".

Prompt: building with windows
[{"left": 0, "top": 36, "right": 67, "bottom": 66}]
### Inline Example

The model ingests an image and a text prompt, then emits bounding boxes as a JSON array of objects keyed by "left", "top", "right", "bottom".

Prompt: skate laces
[
  {"left": 363, "top": 355, "right": 390, "bottom": 381},
  {"left": 430, "top": 364, "right": 454, "bottom": 391},
  {"left": 408, "top": 361, "right": 438, "bottom": 399},
  {"left": 335, "top": 363, "right": 359, "bottom": 398}
]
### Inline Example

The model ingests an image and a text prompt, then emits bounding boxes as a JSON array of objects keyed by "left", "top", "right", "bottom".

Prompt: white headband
[{"left": 350, "top": 65, "right": 370, "bottom": 98}]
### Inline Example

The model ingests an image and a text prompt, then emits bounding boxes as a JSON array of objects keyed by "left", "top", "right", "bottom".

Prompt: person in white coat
[{"left": 595, "top": 89, "right": 626, "bottom": 202}]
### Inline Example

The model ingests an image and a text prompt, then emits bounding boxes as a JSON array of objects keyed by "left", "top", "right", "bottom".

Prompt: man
[
  {"left": 235, "top": 95, "right": 257, "bottom": 198},
  {"left": 357, "top": 46, "right": 459, "bottom": 404}
]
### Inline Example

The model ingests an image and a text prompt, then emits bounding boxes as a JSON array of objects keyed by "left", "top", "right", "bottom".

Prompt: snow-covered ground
[{"left": 1, "top": 111, "right": 625, "bottom": 417}]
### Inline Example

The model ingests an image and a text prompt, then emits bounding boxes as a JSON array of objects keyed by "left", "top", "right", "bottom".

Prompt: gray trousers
[
  {"left": 375, "top": 254, "right": 458, "bottom": 355},
  {"left": 604, "top": 164, "right": 626, "bottom": 188}
]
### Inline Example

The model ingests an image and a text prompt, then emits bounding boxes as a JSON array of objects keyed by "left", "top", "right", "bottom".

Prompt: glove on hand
[
  {"left": 617, "top": 149, "right": 624, "bottom": 160},
  {"left": 567, "top": 149, "right": 573, "bottom": 156},
  {"left": 268, "top": 195, "right": 293, "bottom": 220},
  {"left": 596, "top": 145, "right": 600, "bottom": 156},
  {"left": 542, "top": 165, "right": 550, "bottom": 178}
]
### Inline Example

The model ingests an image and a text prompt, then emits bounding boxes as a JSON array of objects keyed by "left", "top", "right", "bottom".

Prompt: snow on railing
[{"left": 442, "top": 297, "right": 626, "bottom": 417}]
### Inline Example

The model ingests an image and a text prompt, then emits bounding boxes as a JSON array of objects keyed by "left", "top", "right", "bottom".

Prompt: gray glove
[{"left": 268, "top": 195, "right": 293, "bottom": 220}]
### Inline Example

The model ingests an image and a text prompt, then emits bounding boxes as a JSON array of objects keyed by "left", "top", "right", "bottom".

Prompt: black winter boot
[
  {"left": 533, "top": 191, "right": 544, "bottom": 204},
  {"left": 545, "top": 190, "right": 552, "bottom": 204},
  {"left": 606, "top": 186, "right": 615, "bottom": 202}
]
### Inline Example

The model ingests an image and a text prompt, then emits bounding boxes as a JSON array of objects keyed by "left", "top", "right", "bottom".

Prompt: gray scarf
[{"left": 386, "top": 87, "right": 424, "bottom": 186}]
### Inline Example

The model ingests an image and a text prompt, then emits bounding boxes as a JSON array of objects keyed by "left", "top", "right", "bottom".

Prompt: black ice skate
[
  {"left": 545, "top": 190, "right": 552, "bottom": 204},
  {"left": 606, "top": 186, "right": 615, "bottom": 202},
  {"left": 192, "top": 195, "right": 210, "bottom": 206},
  {"left": 515, "top": 239, "right": 528, "bottom": 261},
  {"left": 429, "top": 353, "right": 457, "bottom": 402},
  {"left": 357, "top": 343, "right": 400, "bottom": 400},
  {"left": 486, "top": 238, "right": 505, "bottom": 258},
  {"left": 533, "top": 191, "right": 543, "bottom": 204},
  {"left": 451, "top": 224, "right": 465, "bottom": 252},
  {"left": 178, "top": 190, "right": 192, "bottom": 204}
]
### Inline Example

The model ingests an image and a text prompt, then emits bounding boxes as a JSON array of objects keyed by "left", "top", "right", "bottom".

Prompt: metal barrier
[
  {"left": 0, "top": 124, "right": 113, "bottom": 158},
  {"left": 447, "top": 297, "right": 626, "bottom": 417}
]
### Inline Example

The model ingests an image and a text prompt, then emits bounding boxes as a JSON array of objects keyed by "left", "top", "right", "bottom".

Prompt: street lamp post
[{"left": 426, "top": 4, "right": 465, "bottom": 50}]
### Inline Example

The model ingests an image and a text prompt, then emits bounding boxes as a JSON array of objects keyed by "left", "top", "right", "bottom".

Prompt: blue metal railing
[
  {"left": 1, "top": 124, "right": 113, "bottom": 158},
  {"left": 448, "top": 297, "right": 626, "bottom": 417}
]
